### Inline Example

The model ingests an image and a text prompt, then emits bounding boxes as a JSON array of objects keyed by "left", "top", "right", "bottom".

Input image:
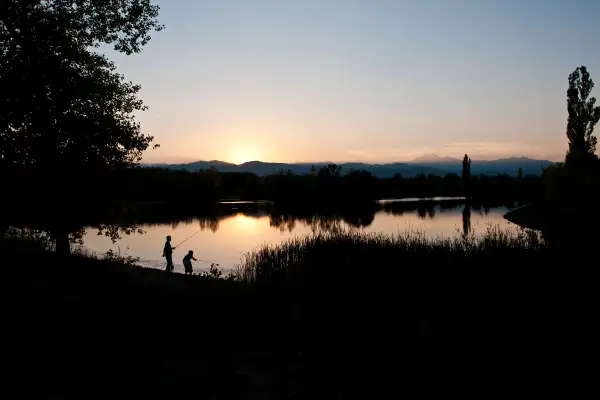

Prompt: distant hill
[
  {"left": 411, "top": 154, "right": 460, "bottom": 163},
  {"left": 142, "top": 156, "right": 555, "bottom": 178},
  {"left": 409, "top": 156, "right": 555, "bottom": 176}
]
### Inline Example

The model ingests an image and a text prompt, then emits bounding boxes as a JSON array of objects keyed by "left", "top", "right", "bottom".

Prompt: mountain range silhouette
[{"left": 143, "top": 155, "right": 555, "bottom": 178}]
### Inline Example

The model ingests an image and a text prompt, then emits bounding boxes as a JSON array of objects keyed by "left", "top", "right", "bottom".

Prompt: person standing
[{"left": 163, "top": 235, "right": 176, "bottom": 272}]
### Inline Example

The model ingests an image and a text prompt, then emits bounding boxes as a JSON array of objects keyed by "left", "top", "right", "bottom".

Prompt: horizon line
[{"left": 142, "top": 155, "right": 561, "bottom": 165}]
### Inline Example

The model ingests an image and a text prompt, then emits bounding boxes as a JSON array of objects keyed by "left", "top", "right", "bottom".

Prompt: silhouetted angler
[
  {"left": 183, "top": 250, "right": 197, "bottom": 275},
  {"left": 163, "top": 236, "right": 176, "bottom": 272}
]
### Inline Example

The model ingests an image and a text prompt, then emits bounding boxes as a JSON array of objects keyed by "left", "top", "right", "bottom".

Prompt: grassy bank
[
  {"left": 233, "top": 227, "right": 547, "bottom": 285},
  {"left": 1, "top": 228, "right": 592, "bottom": 398},
  {"left": 231, "top": 228, "right": 588, "bottom": 397},
  {"left": 2, "top": 233, "right": 277, "bottom": 397}
]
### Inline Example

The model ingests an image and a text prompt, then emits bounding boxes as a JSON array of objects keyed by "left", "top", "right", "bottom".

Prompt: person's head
[
  {"left": 166, "top": 235, "right": 171, "bottom": 242},
  {"left": 188, "top": 250, "right": 193, "bottom": 255}
]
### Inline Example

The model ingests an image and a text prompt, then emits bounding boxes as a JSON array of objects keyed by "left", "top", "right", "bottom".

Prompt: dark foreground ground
[{"left": 1, "top": 249, "right": 594, "bottom": 399}]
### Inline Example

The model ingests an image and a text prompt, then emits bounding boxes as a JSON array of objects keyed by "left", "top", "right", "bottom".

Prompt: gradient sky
[{"left": 104, "top": 0, "right": 600, "bottom": 164}]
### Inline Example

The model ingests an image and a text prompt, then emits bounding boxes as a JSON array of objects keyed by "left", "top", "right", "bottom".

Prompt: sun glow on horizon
[{"left": 229, "top": 145, "right": 264, "bottom": 165}]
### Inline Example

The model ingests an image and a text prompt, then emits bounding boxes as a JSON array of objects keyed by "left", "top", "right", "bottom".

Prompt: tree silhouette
[
  {"left": 565, "top": 66, "right": 600, "bottom": 168},
  {"left": 0, "top": 1, "right": 163, "bottom": 254},
  {"left": 537, "top": 66, "right": 600, "bottom": 221},
  {"left": 462, "top": 154, "right": 471, "bottom": 197},
  {"left": 1, "top": 1, "right": 163, "bottom": 169},
  {"left": 317, "top": 164, "right": 342, "bottom": 179}
]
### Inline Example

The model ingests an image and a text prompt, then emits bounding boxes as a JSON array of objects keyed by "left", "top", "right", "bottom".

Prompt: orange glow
[
  {"left": 228, "top": 144, "right": 263, "bottom": 164},
  {"left": 231, "top": 214, "right": 260, "bottom": 232}
]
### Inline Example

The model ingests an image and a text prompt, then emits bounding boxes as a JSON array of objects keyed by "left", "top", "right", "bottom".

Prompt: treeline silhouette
[
  {"left": 4, "top": 164, "right": 540, "bottom": 210},
  {"left": 148, "top": 164, "right": 541, "bottom": 205}
]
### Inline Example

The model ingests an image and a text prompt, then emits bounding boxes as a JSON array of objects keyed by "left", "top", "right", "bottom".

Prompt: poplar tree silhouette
[
  {"left": 565, "top": 66, "right": 600, "bottom": 169},
  {"left": 462, "top": 154, "right": 472, "bottom": 198}
]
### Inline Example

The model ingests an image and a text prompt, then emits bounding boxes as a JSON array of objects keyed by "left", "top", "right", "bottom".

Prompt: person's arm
[{"left": 193, "top": 257, "right": 197, "bottom": 261}]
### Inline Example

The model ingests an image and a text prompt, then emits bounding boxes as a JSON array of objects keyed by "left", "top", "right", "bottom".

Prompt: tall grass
[{"left": 232, "top": 226, "right": 546, "bottom": 285}]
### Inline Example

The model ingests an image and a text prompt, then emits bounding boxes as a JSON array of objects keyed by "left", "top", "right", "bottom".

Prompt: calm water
[{"left": 81, "top": 200, "right": 518, "bottom": 273}]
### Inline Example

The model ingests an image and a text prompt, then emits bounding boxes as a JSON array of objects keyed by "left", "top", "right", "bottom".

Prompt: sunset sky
[{"left": 105, "top": 0, "right": 600, "bottom": 164}]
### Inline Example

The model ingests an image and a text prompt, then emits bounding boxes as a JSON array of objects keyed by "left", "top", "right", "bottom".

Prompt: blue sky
[{"left": 106, "top": 0, "right": 600, "bottom": 163}]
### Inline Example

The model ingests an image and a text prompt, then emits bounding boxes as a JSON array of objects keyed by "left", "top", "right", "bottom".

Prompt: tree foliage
[
  {"left": 536, "top": 66, "right": 600, "bottom": 225},
  {"left": 565, "top": 65, "right": 600, "bottom": 168},
  {"left": 0, "top": 0, "right": 163, "bottom": 172},
  {"left": 0, "top": 0, "right": 163, "bottom": 254}
]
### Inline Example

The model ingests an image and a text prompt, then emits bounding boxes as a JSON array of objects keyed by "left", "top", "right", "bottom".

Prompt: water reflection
[
  {"left": 462, "top": 204, "right": 471, "bottom": 237},
  {"left": 87, "top": 200, "right": 504, "bottom": 235},
  {"left": 265, "top": 201, "right": 480, "bottom": 234},
  {"left": 78, "top": 200, "right": 517, "bottom": 273},
  {"left": 268, "top": 209, "right": 376, "bottom": 234}
]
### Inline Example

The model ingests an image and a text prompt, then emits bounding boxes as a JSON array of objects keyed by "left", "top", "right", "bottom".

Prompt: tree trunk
[{"left": 55, "top": 229, "right": 70, "bottom": 256}]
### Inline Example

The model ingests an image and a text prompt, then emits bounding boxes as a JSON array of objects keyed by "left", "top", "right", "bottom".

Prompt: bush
[{"left": 1, "top": 227, "right": 55, "bottom": 253}]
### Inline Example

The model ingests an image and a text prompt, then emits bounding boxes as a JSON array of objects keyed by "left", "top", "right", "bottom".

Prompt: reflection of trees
[
  {"left": 198, "top": 218, "right": 220, "bottom": 233},
  {"left": 97, "top": 203, "right": 243, "bottom": 233},
  {"left": 306, "top": 215, "right": 344, "bottom": 234},
  {"left": 383, "top": 208, "right": 404, "bottom": 217},
  {"left": 417, "top": 205, "right": 436, "bottom": 220},
  {"left": 385, "top": 202, "right": 438, "bottom": 220},
  {"left": 417, "top": 207, "right": 428, "bottom": 219},
  {"left": 462, "top": 204, "right": 471, "bottom": 237},
  {"left": 111, "top": 215, "right": 221, "bottom": 233},
  {"left": 167, "top": 219, "right": 195, "bottom": 229},
  {"left": 15, "top": 200, "right": 499, "bottom": 242},
  {"left": 439, "top": 202, "right": 460, "bottom": 212},
  {"left": 269, "top": 214, "right": 296, "bottom": 233},
  {"left": 268, "top": 206, "right": 378, "bottom": 234},
  {"left": 6, "top": 202, "right": 152, "bottom": 249},
  {"left": 81, "top": 200, "right": 479, "bottom": 237},
  {"left": 269, "top": 213, "right": 344, "bottom": 234},
  {"left": 342, "top": 210, "right": 375, "bottom": 228},
  {"left": 382, "top": 200, "right": 467, "bottom": 221}
]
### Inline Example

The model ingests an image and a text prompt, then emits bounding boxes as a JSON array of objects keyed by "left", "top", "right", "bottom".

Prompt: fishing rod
[{"left": 172, "top": 228, "right": 202, "bottom": 248}]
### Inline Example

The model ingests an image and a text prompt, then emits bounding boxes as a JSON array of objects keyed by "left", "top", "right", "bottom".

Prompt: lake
[{"left": 80, "top": 199, "right": 519, "bottom": 274}]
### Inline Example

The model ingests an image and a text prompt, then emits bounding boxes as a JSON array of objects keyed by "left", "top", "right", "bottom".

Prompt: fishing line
[
  {"left": 137, "top": 258, "right": 220, "bottom": 267},
  {"left": 197, "top": 259, "right": 219, "bottom": 266}
]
